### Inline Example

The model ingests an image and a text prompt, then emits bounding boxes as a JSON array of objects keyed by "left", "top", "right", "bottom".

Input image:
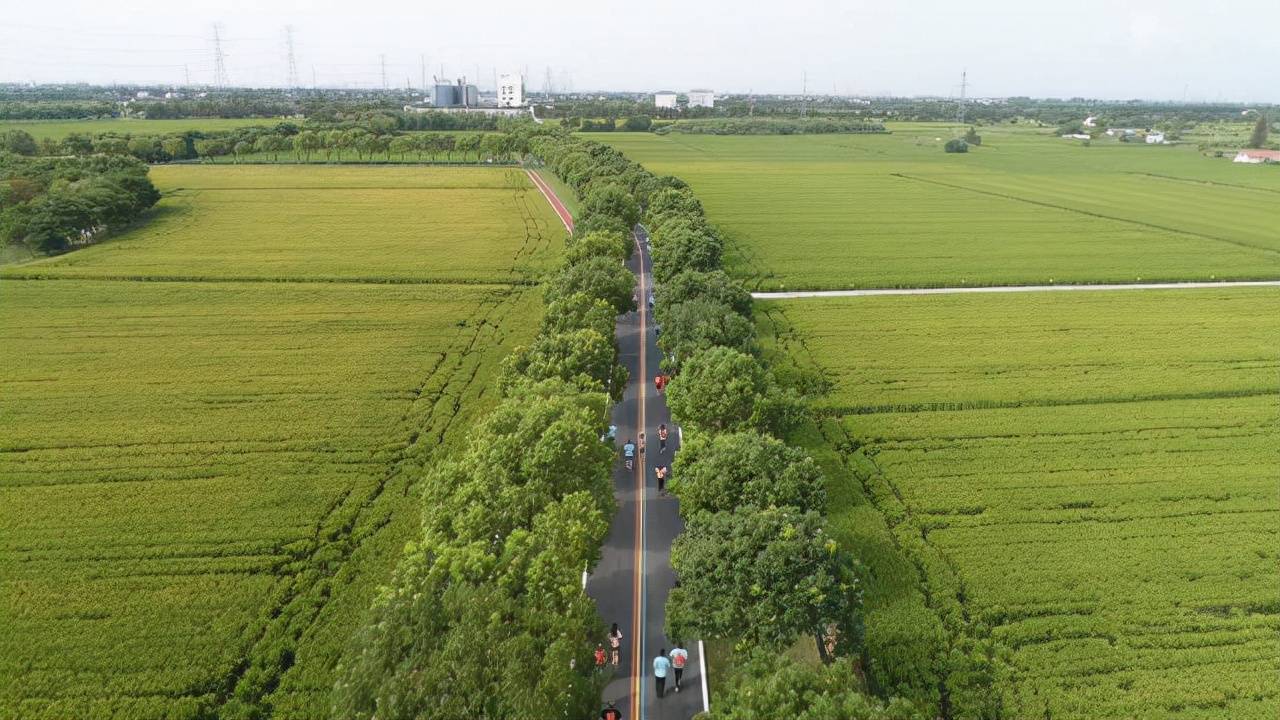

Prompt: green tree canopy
[
  {"left": 545, "top": 255, "right": 636, "bottom": 315},
  {"left": 582, "top": 182, "right": 641, "bottom": 228},
  {"left": 671, "top": 430, "right": 827, "bottom": 516},
  {"left": 665, "top": 346, "right": 803, "bottom": 435},
  {"left": 656, "top": 297, "right": 757, "bottom": 367},
  {"left": 1248, "top": 114, "right": 1269, "bottom": 148},
  {"left": 565, "top": 229, "right": 629, "bottom": 266},
  {"left": 708, "top": 654, "right": 922, "bottom": 720},
  {"left": 656, "top": 269, "right": 753, "bottom": 320},
  {"left": 667, "top": 507, "right": 856, "bottom": 648}
]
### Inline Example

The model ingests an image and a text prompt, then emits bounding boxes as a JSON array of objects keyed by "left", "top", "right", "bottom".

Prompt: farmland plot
[
  {"left": 604, "top": 129, "right": 1280, "bottom": 290},
  {"left": 761, "top": 289, "right": 1280, "bottom": 718},
  {"left": 1, "top": 165, "right": 560, "bottom": 284},
  {"left": 0, "top": 165, "right": 560, "bottom": 718}
]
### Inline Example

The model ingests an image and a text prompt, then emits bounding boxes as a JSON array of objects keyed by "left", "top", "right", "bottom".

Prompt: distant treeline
[
  {"left": 655, "top": 117, "right": 888, "bottom": 135},
  {"left": 0, "top": 153, "right": 159, "bottom": 254},
  {"left": 0, "top": 115, "right": 526, "bottom": 165}
]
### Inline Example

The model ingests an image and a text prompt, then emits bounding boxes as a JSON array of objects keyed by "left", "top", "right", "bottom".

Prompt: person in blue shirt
[
  {"left": 652, "top": 649, "right": 671, "bottom": 698},
  {"left": 622, "top": 439, "right": 636, "bottom": 469}
]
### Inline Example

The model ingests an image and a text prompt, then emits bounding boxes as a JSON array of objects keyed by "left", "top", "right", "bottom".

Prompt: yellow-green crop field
[
  {"left": 604, "top": 125, "right": 1280, "bottom": 290},
  {"left": 0, "top": 165, "right": 562, "bottom": 718},
  {"left": 2, "top": 166, "right": 560, "bottom": 284},
  {"left": 761, "top": 289, "right": 1280, "bottom": 718}
]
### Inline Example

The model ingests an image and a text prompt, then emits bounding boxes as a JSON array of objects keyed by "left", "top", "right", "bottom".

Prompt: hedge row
[{"left": 328, "top": 127, "right": 642, "bottom": 720}]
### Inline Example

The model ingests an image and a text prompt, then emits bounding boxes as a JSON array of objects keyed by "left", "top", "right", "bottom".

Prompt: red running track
[{"left": 526, "top": 169, "right": 574, "bottom": 233}]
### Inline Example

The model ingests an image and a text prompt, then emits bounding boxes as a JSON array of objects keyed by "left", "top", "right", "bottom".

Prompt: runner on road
[
  {"left": 655, "top": 465, "right": 668, "bottom": 495},
  {"left": 658, "top": 424, "right": 669, "bottom": 453},
  {"left": 638, "top": 432, "right": 646, "bottom": 455},
  {"left": 669, "top": 643, "right": 689, "bottom": 692},
  {"left": 601, "top": 702, "right": 622, "bottom": 720},
  {"left": 653, "top": 650, "right": 672, "bottom": 699},
  {"left": 622, "top": 439, "right": 636, "bottom": 470},
  {"left": 654, "top": 375, "right": 666, "bottom": 393},
  {"left": 594, "top": 645, "right": 607, "bottom": 672},
  {"left": 607, "top": 623, "right": 623, "bottom": 666}
]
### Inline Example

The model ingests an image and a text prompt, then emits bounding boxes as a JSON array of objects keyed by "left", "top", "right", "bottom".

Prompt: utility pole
[
  {"left": 380, "top": 54, "right": 387, "bottom": 89},
  {"left": 211, "top": 24, "right": 229, "bottom": 88},
  {"left": 956, "top": 70, "right": 968, "bottom": 126},
  {"left": 183, "top": 64, "right": 190, "bottom": 86},
  {"left": 802, "top": 70, "right": 808, "bottom": 117},
  {"left": 284, "top": 25, "right": 299, "bottom": 88}
]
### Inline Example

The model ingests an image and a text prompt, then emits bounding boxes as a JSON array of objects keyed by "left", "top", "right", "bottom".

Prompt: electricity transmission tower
[
  {"left": 284, "top": 26, "right": 299, "bottom": 88},
  {"left": 211, "top": 24, "right": 229, "bottom": 88},
  {"left": 420, "top": 54, "right": 427, "bottom": 91},
  {"left": 956, "top": 70, "right": 968, "bottom": 125},
  {"left": 543, "top": 66, "right": 554, "bottom": 99}
]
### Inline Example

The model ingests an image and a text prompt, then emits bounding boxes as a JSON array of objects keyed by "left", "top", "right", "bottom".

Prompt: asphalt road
[{"left": 586, "top": 227, "right": 706, "bottom": 720}]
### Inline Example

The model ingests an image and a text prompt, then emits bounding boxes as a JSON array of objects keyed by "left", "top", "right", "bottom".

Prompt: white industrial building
[
  {"left": 654, "top": 91, "right": 678, "bottom": 109},
  {"left": 687, "top": 90, "right": 714, "bottom": 108},
  {"left": 498, "top": 74, "right": 525, "bottom": 108}
]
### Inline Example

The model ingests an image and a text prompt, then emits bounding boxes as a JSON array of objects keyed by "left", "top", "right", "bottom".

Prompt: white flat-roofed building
[
  {"left": 655, "top": 91, "right": 678, "bottom": 108},
  {"left": 498, "top": 74, "right": 524, "bottom": 108},
  {"left": 687, "top": 89, "right": 714, "bottom": 108}
]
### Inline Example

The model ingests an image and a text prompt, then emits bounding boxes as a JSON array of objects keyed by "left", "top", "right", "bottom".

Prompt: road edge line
[{"left": 698, "top": 639, "right": 710, "bottom": 713}]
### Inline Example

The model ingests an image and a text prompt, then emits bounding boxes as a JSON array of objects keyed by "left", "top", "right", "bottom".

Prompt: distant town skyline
[{"left": 3, "top": 0, "right": 1278, "bottom": 103}]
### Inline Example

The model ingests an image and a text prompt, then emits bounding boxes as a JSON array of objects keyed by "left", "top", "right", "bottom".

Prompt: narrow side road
[
  {"left": 586, "top": 228, "right": 706, "bottom": 720},
  {"left": 753, "top": 279, "right": 1280, "bottom": 299},
  {"left": 526, "top": 169, "right": 573, "bottom": 232}
]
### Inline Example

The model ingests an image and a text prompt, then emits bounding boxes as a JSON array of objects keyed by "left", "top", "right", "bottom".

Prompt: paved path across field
[
  {"left": 528, "top": 172, "right": 706, "bottom": 719},
  {"left": 753, "top": 279, "right": 1280, "bottom": 300},
  {"left": 588, "top": 226, "right": 706, "bottom": 720},
  {"left": 526, "top": 169, "right": 574, "bottom": 232}
]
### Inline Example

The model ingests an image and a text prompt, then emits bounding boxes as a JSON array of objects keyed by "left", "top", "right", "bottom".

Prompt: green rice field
[
  {"left": 0, "top": 117, "right": 289, "bottom": 140},
  {"left": 0, "top": 165, "right": 561, "bottom": 718},
  {"left": 760, "top": 289, "right": 1280, "bottom": 718},
  {"left": 2, "top": 166, "right": 560, "bottom": 283},
  {"left": 604, "top": 126, "right": 1280, "bottom": 290}
]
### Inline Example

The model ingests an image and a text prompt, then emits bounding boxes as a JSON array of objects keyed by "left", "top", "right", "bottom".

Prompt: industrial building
[
  {"left": 498, "top": 74, "right": 525, "bottom": 108},
  {"left": 687, "top": 89, "right": 714, "bottom": 108},
  {"left": 431, "top": 79, "right": 479, "bottom": 108},
  {"left": 654, "top": 91, "right": 678, "bottom": 109}
]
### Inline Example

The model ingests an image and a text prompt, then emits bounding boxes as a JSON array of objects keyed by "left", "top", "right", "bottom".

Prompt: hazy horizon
[{"left": 3, "top": 0, "right": 1279, "bottom": 103}]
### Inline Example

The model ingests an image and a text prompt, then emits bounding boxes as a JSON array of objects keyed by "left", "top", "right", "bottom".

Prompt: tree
[
  {"left": 545, "top": 255, "right": 636, "bottom": 315},
  {"left": 671, "top": 431, "right": 826, "bottom": 516},
  {"left": 564, "top": 230, "right": 629, "bottom": 266},
  {"left": 651, "top": 229, "right": 723, "bottom": 283},
  {"left": 456, "top": 134, "right": 481, "bottom": 162},
  {"left": 420, "top": 391, "right": 613, "bottom": 547},
  {"left": 963, "top": 126, "right": 982, "bottom": 146},
  {"left": 709, "top": 654, "right": 922, "bottom": 720},
  {"left": 541, "top": 292, "right": 616, "bottom": 338},
  {"left": 388, "top": 136, "right": 415, "bottom": 161},
  {"left": 667, "top": 507, "right": 856, "bottom": 648},
  {"left": 656, "top": 297, "right": 757, "bottom": 367},
  {"left": 623, "top": 115, "right": 653, "bottom": 132},
  {"left": 500, "top": 328, "right": 623, "bottom": 398},
  {"left": 161, "top": 137, "right": 187, "bottom": 161},
  {"left": 1, "top": 130, "right": 38, "bottom": 156},
  {"left": 1248, "top": 114, "right": 1269, "bottom": 148},
  {"left": 944, "top": 139, "right": 968, "bottom": 153},
  {"left": 232, "top": 140, "right": 252, "bottom": 162},
  {"left": 582, "top": 183, "right": 641, "bottom": 228},
  {"left": 665, "top": 346, "right": 803, "bottom": 436},
  {"left": 293, "top": 130, "right": 322, "bottom": 161}
]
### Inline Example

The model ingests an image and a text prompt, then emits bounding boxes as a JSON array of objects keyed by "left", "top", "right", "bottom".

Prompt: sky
[{"left": 2, "top": 0, "right": 1278, "bottom": 102}]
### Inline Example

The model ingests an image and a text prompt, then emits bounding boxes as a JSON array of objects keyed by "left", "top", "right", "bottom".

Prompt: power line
[
  {"left": 284, "top": 25, "right": 298, "bottom": 88},
  {"left": 211, "top": 24, "right": 229, "bottom": 88}
]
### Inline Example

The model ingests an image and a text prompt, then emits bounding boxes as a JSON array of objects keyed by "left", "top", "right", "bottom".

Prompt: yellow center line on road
[{"left": 630, "top": 230, "right": 648, "bottom": 720}]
